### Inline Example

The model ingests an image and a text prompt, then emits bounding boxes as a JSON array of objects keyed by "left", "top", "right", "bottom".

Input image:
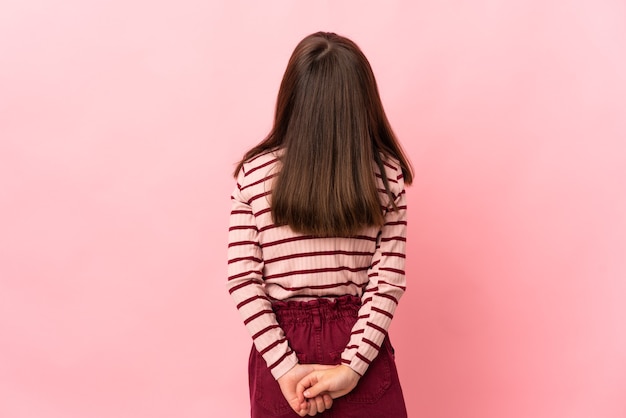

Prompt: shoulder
[
  {"left": 241, "top": 149, "right": 281, "bottom": 177},
  {"left": 377, "top": 154, "right": 405, "bottom": 194},
  {"left": 380, "top": 154, "right": 403, "bottom": 179},
  {"left": 237, "top": 149, "right": 281, "bottom": 198}
]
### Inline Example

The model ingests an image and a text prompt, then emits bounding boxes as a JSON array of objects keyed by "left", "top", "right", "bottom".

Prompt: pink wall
[{"left": 1, "top": 1, "right": 625, "bottom": 417}]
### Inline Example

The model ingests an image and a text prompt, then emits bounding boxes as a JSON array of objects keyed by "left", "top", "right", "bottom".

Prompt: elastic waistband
[{"left": 272, "top": 295, "right": 361, "bottom": 325}]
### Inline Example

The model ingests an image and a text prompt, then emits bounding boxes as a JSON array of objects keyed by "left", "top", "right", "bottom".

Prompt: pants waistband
[{"left": 272, "top": 295, "right": 361, "bottom": 325}]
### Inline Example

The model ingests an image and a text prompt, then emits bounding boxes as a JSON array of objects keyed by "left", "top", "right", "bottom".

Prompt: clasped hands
[{"left": 277, "top": 363, "right": 360, "bottom": 416}]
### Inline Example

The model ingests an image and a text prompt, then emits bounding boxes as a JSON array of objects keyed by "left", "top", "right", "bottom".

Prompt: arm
[
  {"left": 296, "top": 172, "right": 408, "bottom": 400},
  {"left": 227, "top": 168, "right": 298, "bottom": 380},
  {"left": 228, "top": 168, "right": 334, "bottom": 416},
  {"left": 340, "top": 172, "right": 407, "bottom": 376}
]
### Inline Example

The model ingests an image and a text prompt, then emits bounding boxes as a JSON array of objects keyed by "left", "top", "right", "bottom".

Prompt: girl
[{"left": 227, "top": 32, "right": 413, "bottom": 417}]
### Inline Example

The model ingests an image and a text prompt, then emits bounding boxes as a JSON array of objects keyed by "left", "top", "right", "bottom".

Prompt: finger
[
  {"left": 287, "top": 393, "right": 308, "bottom": 414},
  {"left": 296, "top": 386, "right": 305, "bottom": 404},
  {"left": 314, "top": 395, "right": 326, "bottom": 413},
  {"left": 296, "top": 382, "right": 307, "bottom": 403},
  {"left": 289, "top": 399, "right": 306, "bottom": 417},
  {"left": 296, "top": 373, "right": 319, "bottom": 399},
  {"left": 297, "top": 401, "right": 309, "bottom": 417},
  {"left": 323, "top": 393, "right": 333, "bottom": 409},
  {"left": 303, "top": 380, "right": 330, "bottom": 399},
  {"left": 307, "top": 399, "right": 318, "bottom": 416}
]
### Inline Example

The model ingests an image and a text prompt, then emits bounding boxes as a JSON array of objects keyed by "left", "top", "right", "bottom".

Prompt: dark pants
[{"left": 249, "top": 295, "right": 408, "bottom": 418}]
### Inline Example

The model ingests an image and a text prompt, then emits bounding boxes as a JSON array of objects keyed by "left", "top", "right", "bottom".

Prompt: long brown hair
[{"left": 235, "top": 32, "right": 413, "bottom": 237}]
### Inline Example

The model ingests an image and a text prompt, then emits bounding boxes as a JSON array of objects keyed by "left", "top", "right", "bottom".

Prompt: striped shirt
[{"left": 227, "top": 150, "right": 407, "bottom": 379}]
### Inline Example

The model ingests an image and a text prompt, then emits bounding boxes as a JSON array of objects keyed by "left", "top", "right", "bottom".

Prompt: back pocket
[
  {"left": 329, "top": 343, "right": 392, "bottom": 404},
  {"left": 250, "top": 347, "right": 294, "bottom": 416}
]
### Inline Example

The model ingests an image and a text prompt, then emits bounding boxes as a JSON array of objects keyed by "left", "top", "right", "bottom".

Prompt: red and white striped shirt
[{"left": 227, "top": 149, "right": 407, "bottom": 379}]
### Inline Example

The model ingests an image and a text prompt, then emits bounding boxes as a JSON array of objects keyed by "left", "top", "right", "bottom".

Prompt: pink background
[{"left": 1, "top": 1, "right": 625, "bottom": 417}]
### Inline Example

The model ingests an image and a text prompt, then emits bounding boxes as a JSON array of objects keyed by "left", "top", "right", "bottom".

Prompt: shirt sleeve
[
  {"left": 227, "top": 168, "right": 298, "bottom": 380},
  {"left": 340, "top": 173, "right": 408, "bottom": 376}
]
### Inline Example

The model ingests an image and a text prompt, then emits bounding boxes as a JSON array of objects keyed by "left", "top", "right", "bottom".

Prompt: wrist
[
  {"left": 340, "top": 365, "right": 361, "bottom": 381},
  {"left": 272, "top": 350, "right": 300, "bottom": 380},
  {"left": 276, "top": 361, "right": 299, "bottom": 382}
]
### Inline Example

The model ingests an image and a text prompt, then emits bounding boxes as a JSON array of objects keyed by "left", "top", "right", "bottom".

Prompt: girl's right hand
[
  {"left": 277, "top": 364, "right": 335, "bottom": 416},
  {"left": 296, "top": 364, "right": 361, "bottom": 401}
]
